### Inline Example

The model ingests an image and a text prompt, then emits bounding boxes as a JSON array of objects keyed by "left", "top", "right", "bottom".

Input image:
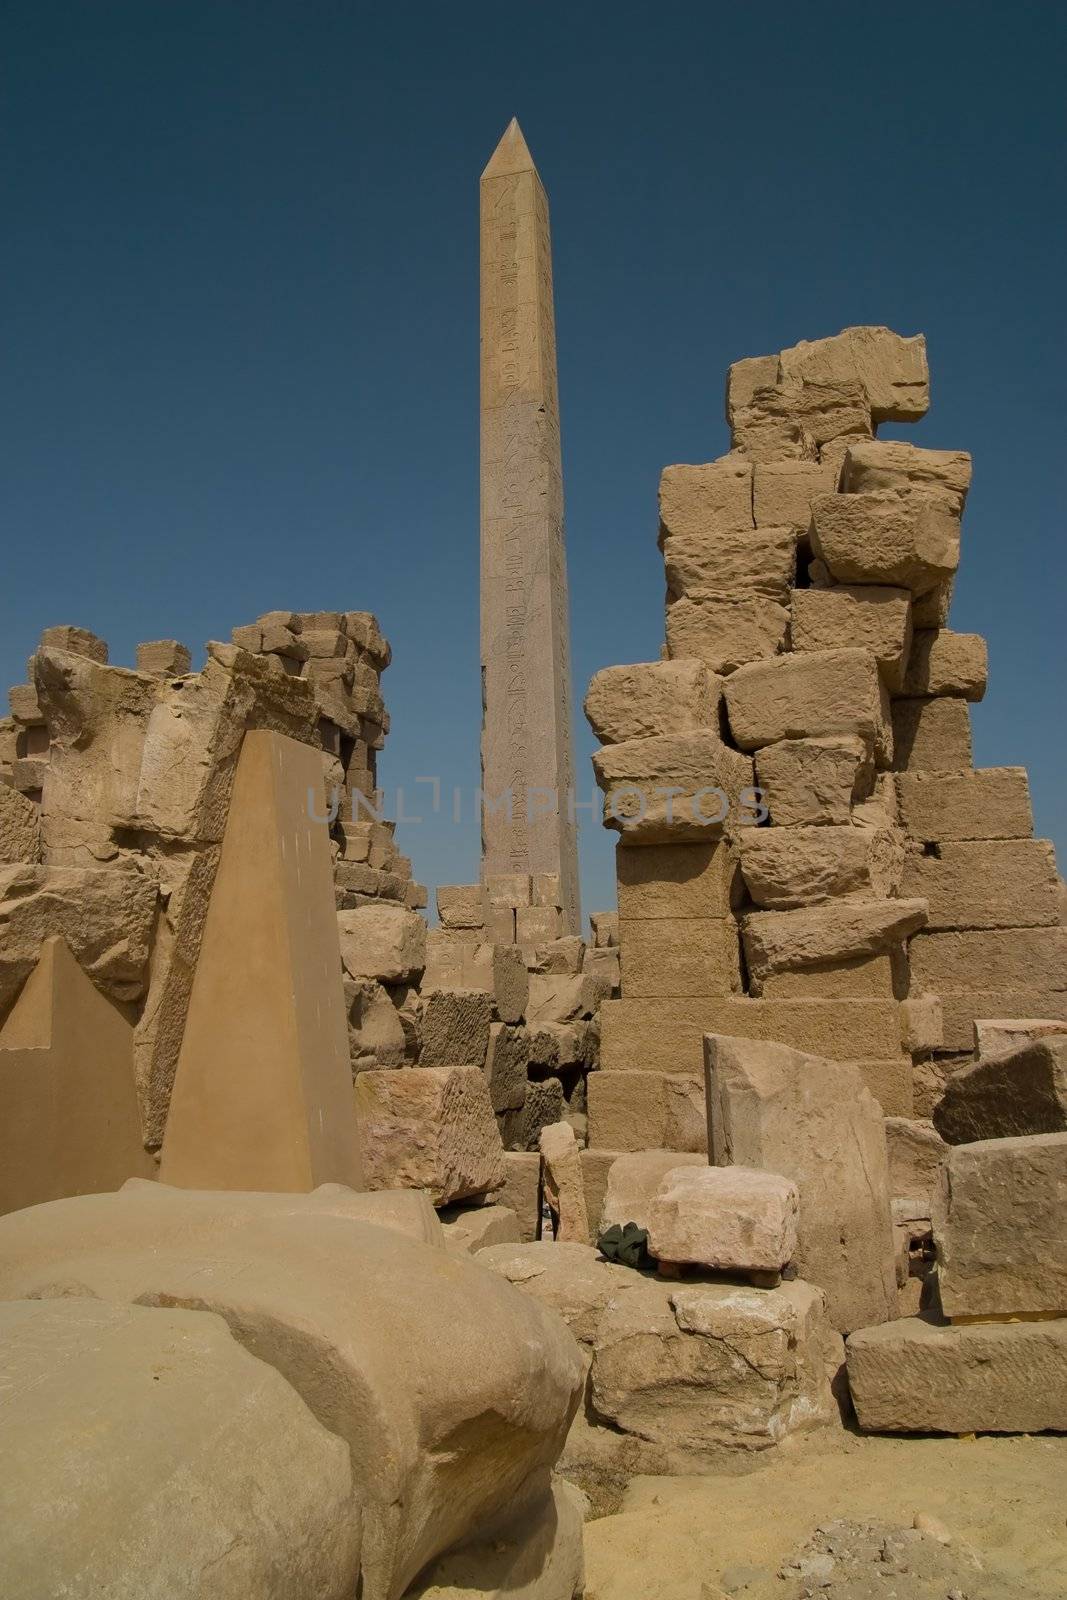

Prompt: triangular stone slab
[
  {"left": 161, "top": 729, "right": 361, "bottom": 1190},
  {"left": 0, "top": 936, "right": 152, "bottom": 1215}
]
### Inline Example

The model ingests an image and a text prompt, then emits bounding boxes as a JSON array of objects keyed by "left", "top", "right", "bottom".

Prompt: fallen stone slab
[
  {"left": 933, "top": 1037, "right": 1067, "bottom": 1144},
  {"left": 356, "top": 1066, "right": 505, "bottom": 1204},
  {"left": 599, "top": 1149, "right": 707, "bottom": 1234},
  {"left": 740, "top": 898, "right": 927, "bottom": 982},
  {"left": 846, "top": 1315, "right": 1067, "bottom": 1433},
  {"left": 647, "top": 1166, "right": 799, "bottom": 1273}
]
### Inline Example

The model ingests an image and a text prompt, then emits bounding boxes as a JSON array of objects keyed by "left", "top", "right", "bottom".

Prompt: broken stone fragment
[
  {"left": 890, "top": 696, "right": 972, "bottom": 772},
  {"left": 592, "top": 730, "right": 755, "bottom": 844},
  {"left": 740, "top": 899, "right": 927, "bottom": 982},
  {"left": 737, "top": 823, "right": 904, "bottom": 909},
  {"left": 346, "top": 978, "right": 407, "bottom": 1070},
  {"left": 0, "top": 785, "right": 41, "bottom": 865},
  {"left": 723, "top": 648, "right": 891, "bottom": 765},
  {"left": 589, "top": 910, "right": 619, "bottom": 947},
  {"left": 478, "top": 1239, "right": 636, "bottom": 1349},
  {"left": 436, "top": 1201, "right": 521, "bottom": 1255},
  {"left": 791, "top": 585, "right": 913, "bottom": 692},
  {"left": 647, "top": 1165, "right": 799, "bottom": 1273},
  {"left": 902, "top": 629, "right": 988, "bottom": 700},
  {"left": 539, "top": 1120, "right": 590, "bottom": 1243},
  {"left": 584, "top": 659, "right": 720, "bottom": 744},
  {"left": 777, "top": 327, "right": 929, "bottom": 423},
  {"left": 598, "top": 1149, "right": 706, "bottom": 1234},
  {"left": 841, "top": 438, "right": 971, "bottom": 510},
  {"left": 933, "top": 1036, "right": 1067, "bottom": 1144},
  {"left": 355, "top": 1064, "right": 505, "bottom": 1204},
  {"left": 135, "top": 639, "right": 192, "bottom": 677},
  {"left": 38, "top": 624, "right": 109, "bottom": 662},
  {"left": 337, "top": 902, "right": 426, "bottom": 983},
  {"left": 755, "top": 735, "right": 872, "bottom": 827},
  {"left": 664, "top": 592, "right": 791, "bottom": 675},
  {"left": 810, "top": 490, "right": 959, "bottom": 594},
  {"left": 417, "top": 988, "right": 492, "bottom": 1068}
]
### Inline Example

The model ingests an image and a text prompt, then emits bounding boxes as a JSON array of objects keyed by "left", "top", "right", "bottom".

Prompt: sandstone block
[
  {"left": 616, "top": 840, "right": 740, "bottom": 919},
  {"left": 660, "top": 521, "right": 796, "bottom": 604},
  {"left": 900, "top": 991, "right": 943, "bottom": 1053},
  {"left": 520, "top": 1077, "right": 566, "bottom": 1151},
  {"left": 418, "top": 988, "right": 493, "bottom": 1067},
  {"left": 890, "top": 696, "right": 972, "bottom": 771},
  {"left": 496, "top": 1151, "right": 542, "bottom": 1241},
  {"left": 486, "top": 872, "right": 532, "bottom": 908},
  {"left": 740, "top": 898, "right": 927, "bottom": 982},
  {"left": 856, "top": 1055, "right": 914, "bottom": 1117},
  {"left": 516, "top": 905, "right": 563, "bottom": 943},
  {"left": 723, "top": 648, "right": 890, "bottom": 763},
  {"left": 582, "top": 945, "right": 620, "bottom": 989},
  {"left": 592, "top": 731, "right": 755, "bottom": 844},
  {"left": 338, "top": 901, "right": 427, "bottom": 983},
  {"left": 933, "top": 1037, "right": 1067, "bottom": 1144},
  {"left": 665, "top": 592, "right": 790, "bottom": 674},
  {"left": 940, "top": 990, "right": 1067, "bottom": 1053},
  {"left": 755, "top": 735, "right": 871, "bottom": 826},
  {"left": 0, "top": 1298, "right": 359, "bottom": 1600},
  {"left": 484, "top": 1022, "right": 529, "bottom": 1114},
  {"left": 732, "top": 374, "right": 872, "bottom": 454},
  {"left": 791, "top": 585, "right": 912, "bottom": 691},
  {"left": 884, "top": 1117, "right": 947, "bottom": 1214},
  {"left": 527, "top": 935, "right": 585, "bottom": 975},
  {"left": 752, "top": 459, "right": 839, "bottom": 528},
  {"left": 726, "top": 353, "right": 779, "bottom": 419},
  {"left": 527, "top": 973, "right": 605, "bottom": 1023},
  {"left": 756, "top": 952, "right": 898, "bottom": 1000},
  {"left": 902, "top": 628, "right": 987, "bottom": 700},
  {"left": 658, "top": 459, "right": 754, "bottom": 542},
  {"left": 894, "top": 766, "right": 1032, "bottom": 842},
  {"left": 540, "top": 1119, "right": 590, "bottom": 1243},
  {"left": 705, "top": 1034, "right": 897, "bottom": 1331},
  {"left": 810, "top": 490, "right": 959, "bottom": 594},
  {"left": 777, "top": 327, "right": 929, "bottom": 423},
  {"left": 355, "top": 1065, "right": 504, "bottom": 1204},
  {"left": 590, "top": 910, "right": 619, "bottom": 947},
  {"left": 738, "top": 823, "right": 903, "bottom": 909},
  {"left": 478, "top": 1239, "right": 635, "bottom": 1348},
  {"left": 647, "top": 1165, "right": 799, "bottom": 1272},
  {"left": 38, "top": 623, "right": 108, "bottom": 661},
  {"left": 910, "top": 927, "right": 1067, "bottom": 995},
  {"left": 8, "top": 682, "right": 44, "bottom": 723},
  {"left": 903, "top": 839, "right": 1059, "bottom": 929},
  {"left": 437, "top": 1201, "right": 521, "bottom": 1255},
  {"left": 493, "top": 941, "right": 529, "bottom": 1022},
  {"left": 587, "top": 1071, "right": 706, "bottom": 1153},
  {"left": 135, "top": 638, "right": 191, "bottom": 676},
  {"left": 347, "top": 979, "right": 407, "bottom": 1070},
  {"left": 591, "top": 1276, "right": 836, "bottom": 1455},
  {"left": 436, "top": 883, "right": 485, "bottom": 929},
  {"left": 619, "top": 915, "right": 740, "bottom": 998},
  {"left": 0, "top": 783, "right": 40, "bottom": 864},
  {"left": 974, "top": 1017, "right": 1067, "bottom": 1058},
  {"left": 847, "top": 1315, "right": 1067, "bottom": 1433},
  {"left": 599, "top": 1149, "right": 706, "bottom": 1233},
  {"left": 584, "top": 659, "right": 719, "bottom": 744},
  {"left": 841, "top": 439, "right": 972, "bottom": 509}
]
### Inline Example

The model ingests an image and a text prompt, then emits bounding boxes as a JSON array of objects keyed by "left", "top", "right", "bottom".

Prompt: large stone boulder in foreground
[
  {"left": 0, "top": 1297, "right": 359, "bottom": 1600},
  {"left": 0, "top": 1182, "right": 584, "bottom": 1600}
]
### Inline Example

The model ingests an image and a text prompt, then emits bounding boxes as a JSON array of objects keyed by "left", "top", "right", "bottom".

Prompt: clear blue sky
[{"left": 4, "top": 2, "right": 1065, "bottom": 919}]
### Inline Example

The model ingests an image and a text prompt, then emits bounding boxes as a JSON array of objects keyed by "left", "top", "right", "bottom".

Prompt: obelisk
[{"left": 480, "top": 118, "right": 581, "bottom": 934}]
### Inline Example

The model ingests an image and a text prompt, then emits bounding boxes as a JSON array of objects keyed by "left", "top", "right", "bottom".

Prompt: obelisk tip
[{"left": 481, "top": 118, "right": 538, "bottom": 180}]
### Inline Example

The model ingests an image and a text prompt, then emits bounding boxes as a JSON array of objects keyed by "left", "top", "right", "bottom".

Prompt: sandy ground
[{"left": 581, "top": 1430, "right": 1067, "bottom": 1600}]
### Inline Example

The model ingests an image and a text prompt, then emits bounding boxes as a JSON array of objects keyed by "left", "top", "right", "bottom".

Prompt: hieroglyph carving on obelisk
[{"left": 479, "top": 118, "right": 581, "bottom": 933}]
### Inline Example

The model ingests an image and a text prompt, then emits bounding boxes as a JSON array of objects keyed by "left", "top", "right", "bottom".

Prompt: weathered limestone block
[
  {"left": 791, "top": 585, "right": 913, "bottom": 692},
  {"left": 723, "top": 649, "right": 891, "bottom": 764},
  {"left": 584, "top": 659, "right": 719, "bottom": 744},
  {"left": 902, "top": 839, "right": 1059, "bottom": 929},
  {"left": 8, "top": 682, "right": 45, "bottom": 723},
  {"left": 418, "top": 989, "right": 492, "bottom": 1068},
  {"left": 339, "top": 902, "right": 427, "bottom": 983},
  {"left": 848, "top": 1316, "right": 1067, "bottom": 1434},
  {"left": 856, "top": 1055, "right": 914, "bottom": 1117},
  {"left": 894, "top": 766, "right": 1032, "bottom": 842},
  {"left": 753, "top": 459, "right": 839, "bottom": 528},
  {"left": 0, "top": 783, "right": 41, "bottom": 864},
  {"left": 160, "top": 731, "right": 360, "bottom": 1192},
  {"left": 725, "top": 353, "right": 780, "bottom": 419},
  {"left": 421, "top": 928, "right": 489, "bottom": 993},
  {"left": 587, "top": 1071, "right": 706, "bottom": 1154},
  {"left": 519, "top": 1077, "right": 566, "bottom": 1152},
  {"left": 591, "top": 1276, "right": 836, "bottom": 1455},
  {"left": 0, "top": 861, "right": 156, "bottom": 1013},
  {"left": 527, "top": 972, "right": 606, "bottom": 1023},
  {"left": 0, "top": 1184, "right": 582, "bottom": 1600},
  {"left": 934, "top": 1133, "right": 1067, "bottom": 1318},
  {"left": 540, "top": 1120, "right": 590, "bottom": 1243},
  {"left": 478, "top": 1240, "right": 636, "bottom": 1349},
  {"left": 732, "top": 376, "right": 872, "bottom": 454},
  {"left": 740, "top": 898, "right": 927, "bottom": 982},
  {"left": 777, "top": 328, "right": 929, "bottom": 423},
  {"left": 39, "top": 624, "right": 109, "bottom": 661},
  {"left": 486, "top": 872, "right": 532, "bottom": 909},
  {"left": 0, "top": 938, "right": 153, "bottom": 1216},
  {"left": 705, "top": 1034, "right": 897, "bottom": 1331},
  {"left": 757, "top": 951, "right": 897, "bottom": 1000},
  {"left": 496, "top": 1151, "right": 542, "bottom": 1241},
  {"left": 939, "top": 991, "right": 1067, "bottom": 1053},
  {"left": 902, "top": 629, "right": 987, "bottom": 700},
  {"left": 890, "top": 696, "right": 972, "bottom": 771},
  {"left": 841, "top": 439, "right": 972, "bottom": 509},
  {"left": 601, "top": 996, "right": 903, "bottom": 1075},
  {"left": 619, "top": 915, "right": 740, "bottom": 998},
  {"left": 525, "top": 936, "right": 584, "bottom": 975},
  {"left": 484, "top": 1023, "right": 529, "bottom": 1114},
  {"left": 616, "top": 840, "right": 739, "bottom": 919},
  {"left": 582, "top": 945, "right": 620, "bottom": 989},
  {"left": 664, "top": 592, "right": 791, "bottom": 675},
  {"left": 493, "top": 942, "right": 529, "bottom": 1023},
  {"left": 900, "top": 991, "right": 943, "bottom": 1054},
  {"left": 406, "top": 1480, "right": 585, "bottom": 1600},
  {"left": 755, "top": 735, "right": 871, "bottom": 826},
  {"left": 884, "top": 1116, "right": 947, "bottom": 1214},
  {"left": 810, "top": 491, "right": 959, "bottom": 594},
  {"left": 660, "top": 519, "right": 796, "bottom": 604},
  {"left": 355, "top": 1066, "right": 504, "bottom": 1204},
  {"left": 592, "top": 731, "right": 755, "bottom": 844},
  {"left": 933, "top": 1038, "right": 1067, "bottom": 1144},
  {"left": 437, "top": 1202, "right": 521, "bottom": 1255},
  {"left": 737, "top": 823, "right": 903, "bottom": 908},
  {"left": 0, "top": 1298, "right": 360, "bottom": 1600},
  {"left": 347, "top": 979, "right": 407, "bottom": 1071},
  {"left": 598, "top": 1149, "right": 706, "bottom": 1233},
  {"left": 647, "top": 1166, "right": 799, "bottom": 1272},
  {"left": 658, "top": 458, "right": 754, "bottom": 542},
  {"left": 910, "top": 927, "right": 1067, "bottom": 995},
  {"left": 436, "top": 883, "right": 485, "bottom": 929},
  {"left": 135, "top": 638, "right": 192, "bottom": 676}
]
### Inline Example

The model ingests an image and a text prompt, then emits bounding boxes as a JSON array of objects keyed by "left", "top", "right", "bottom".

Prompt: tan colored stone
[
  {"left": 723, "top": 648, "right": 891, "bottom": 764},
  {"left": 0, "top": 1297, "right": 360, "bottom": 1600},
  {"left": 777, "top": 328, "right": 929, "bottom": 423},
  {"left": 436, "top": 883, "right": 485, "bottom": 929},
  {"left": 755, "top": 952, "right": 898, "bottom": 999},
  {"left": 527, "top": 972, "right": 605, "bottom": 1023},
  {"left": 752, "top": 459, "right": 839, "bottom": 528},
  {"left": 900, "top": 991, "right": 943, "bottom": 1053},
  {"left": 355, "top": 1065, "right": 504, "bottom": 1204},
  {"left": 847, "top": 1315, "right": 1067, "bottom": 1433},
  {"left": 584, "top": 659, "right": 719, "bottom": 744},
  {"left": 841, "top": 438, "right": 971, "bottom": 509},
  {"left": 732, "top": 375, "right": 872, "bottom": 455},
  {"left": 647, "top": 1165, "right": 799, "bottom": 1272},
  {"left": 484, "top": 1022, "right": 529, "bottom": 1114},
  {"left": 910, "top": 926, "right": 1067, "bottom": 995},
  {"left": 347, "top": 979, "right": 407, "bottom": 1070},
  {"left": 587, "top": 1071, "right": 707, "bottom": 1153},
  {"left": 8, "top": 682, "right": 44, "bottom": 723},
  {"left": 583, "top": 945, "right": 619, "bottom": 989},
  {"left": 616, "top": 840, "right": 740, "bottom": 920},
  {"left": 974, "top": 1017, "right": 1067, "bottom": 1058},
  {"left": 740, "top": 899, "right": 926, "bottom": 982},
  {"left": 418, "top": 988, "right": 493, "bottom": 1067},
  {"left": 160, "top": 731, "right": 360, "bottom": 1191},
  {"left": 525, "top": 935, "right": 584, "bottom": 975},
  {"left": 407, "top": 1480, "right": 585, "bottom": 1600},
  {"left": 0, "top": 783, "right": 41, "bottom": 864},
  {"left": 856, "top": 1056, "right": 914, "bottom": 1116},
  {"left": 939, "top": 990, "right": 1067, "bottom": 1053},
  {"left": 516, "top": 904, "right": 562, "bottom": 943},
  {"left": 664, "top": 592, "right": 791, "bottom": 674},
  {"left": 894, "top": 766, "right": 1032, "bottom": 843},
  {"left": 496, "top": 1151, "right": 541, "bottom": 1241},
  {"left": 478, "top": 1239, "right": 635, "bottom": 1348},
  {"left": 791, "top": 585, "right": 913, "bottom": 692},
  {"left": 619, "top": 916, "right": 740, "bottom": 998},
  {"left": 934, "top": 1132, "right": 1067, "bottom": 1318},
  {"left": 578, "top": 1148, "right": 619, "bottom": 1236},
  {"left": 737, "top": 823, "right": 903, "bottom": 908},
  {"left": 438, "top": 1201, "right": 522, "bottom": 1255},
  {"left": 592, "top": 1275, "right": 836, "bottom": 1456},
  {"left": 492, "top": 941, "right": 529, "bottom": 1023},
  {"left": 755, "top": 735, "right": 871, "bottom": 826},
  {"left": 39, "top": 623, "right": 109, "bottom": 661},
  {"left": 135, "top": 638, "right": 192, "bottom": 676},
  {"left": 933, "top": 1038, "right": 1067, "bottom": 1144},
  {"left": 518, "top": 1077, "right": 566, "bottom": 1152},
  {"left": 902, "top": 629, "right": 987, "bottom": 700},
  {"left": 705, "top": 1034, "right": 897, "bottom": 1331},
  {"left": 890, "top": 696, "right": 972, "bottom": 772},
  {"left": 658, "top": 458, "right": 754, "bottom": 541},
  {"left": 810, "top": 491, "right": 959, "bottom": 594},
  {"left": 540, "top": 1120, "right": 590, "bottom": 1243},
  {"left": 903, "top": 838, "right": 1059, "bottom": 930},
  {"left": 660, "top": 520, "right": 795, "bottom": 604},
  {"left": 599, "top": 1149, "right": 706, "bottom": 1233},
  {"left": 884, "top": 1117, "right": 947, "bottom": 1213},
  {"left": 338, "top": 901, "right": 426, "bottom": 983},
  {"left": 592, "top": 731, "right": 755, "bottom": 844},
  {"left": 590, "top": 910, "right": 619, "bottom": 947}
]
